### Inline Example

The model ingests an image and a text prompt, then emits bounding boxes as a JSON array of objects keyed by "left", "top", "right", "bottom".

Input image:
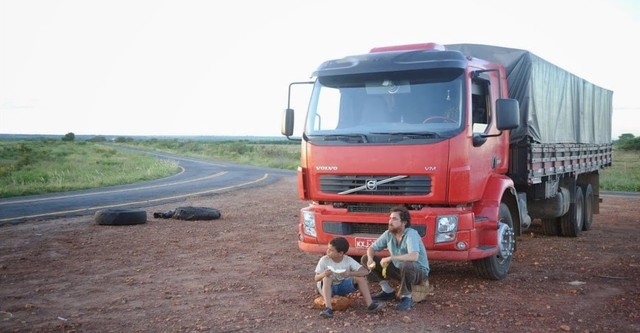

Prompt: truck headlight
[
  {"left": 435, "top": 215, "right": 458, "bottom": 243},
  {"left": 302, "top": 210, "right": 317, "bottom": 237}
]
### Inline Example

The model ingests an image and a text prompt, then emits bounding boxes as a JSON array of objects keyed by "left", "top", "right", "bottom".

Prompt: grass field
[
  {"left": 600, "top": 149, "right": 640, "bottom": 192},
  {"left": 0, "top": 139, "right": 637, "bottom": 198},
  {"left": 0, "top": 140, "right": 179, "bottom": 198}
]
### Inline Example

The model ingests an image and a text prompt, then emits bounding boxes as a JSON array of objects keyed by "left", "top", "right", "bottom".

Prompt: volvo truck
[{"left": 281, "top": 43, "right": 613, "bottom": 280}]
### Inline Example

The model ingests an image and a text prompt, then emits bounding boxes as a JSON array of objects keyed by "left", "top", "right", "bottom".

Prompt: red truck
[{"left": 281, "top": 43, "right": 613, "bottom": 280}]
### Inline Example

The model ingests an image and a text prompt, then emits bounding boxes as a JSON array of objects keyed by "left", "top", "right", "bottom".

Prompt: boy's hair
[
  {"left": 330, "top": 237, "right": 349, "bottom": 254},
  {"left": 390, "top": 205, "right": 411, "bottom": 228}
]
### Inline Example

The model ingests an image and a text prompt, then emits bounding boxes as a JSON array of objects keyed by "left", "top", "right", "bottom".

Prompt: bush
[
  {"left": 616, "top": 133, "right": 640, "bottom": 151},
  {"left": 115, "top": 136, "right": 134, "bottom": 143},
  {"left": 62, "top": 132, "right": 75, "bottom": 142}
]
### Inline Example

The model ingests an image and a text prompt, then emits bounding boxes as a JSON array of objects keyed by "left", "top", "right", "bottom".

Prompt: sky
[{"left": 1, "top": 0, "right": 639, "bottom": 138}]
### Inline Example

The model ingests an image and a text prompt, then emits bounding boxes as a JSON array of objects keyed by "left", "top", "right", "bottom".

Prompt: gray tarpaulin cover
[{"left": 446, "top": 44, "right": 613, "bottom": 144}]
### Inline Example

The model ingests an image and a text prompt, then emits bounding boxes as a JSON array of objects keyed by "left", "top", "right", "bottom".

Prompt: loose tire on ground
[{"left": 95, "top": 208, "right": 147, "bottom": 225}]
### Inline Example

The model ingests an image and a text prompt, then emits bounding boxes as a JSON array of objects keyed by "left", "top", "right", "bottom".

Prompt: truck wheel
[
  {"left": 472, "top": 203, "right": 515, "bottom": 280},
  {"left": 541, "top": 217, "right": 561, "bottom": 236},
  {"left": 581, "top": 184, "right": 594, "bottom": 231},
  {"left": 560, "top": 186, "right": 584, "bottom": 237}
]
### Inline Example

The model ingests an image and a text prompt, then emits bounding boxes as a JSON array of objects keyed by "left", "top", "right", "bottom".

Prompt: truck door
[{"left": 467, "top": 74, "right": 505, "bottom": 191}]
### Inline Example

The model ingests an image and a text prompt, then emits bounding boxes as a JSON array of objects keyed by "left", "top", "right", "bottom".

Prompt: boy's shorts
[
  {"left": 331, "top": 277, "right": 356, "bottom": 296},
  {"left": 316, "top": 277, "right": 357, "bottom": 295}
]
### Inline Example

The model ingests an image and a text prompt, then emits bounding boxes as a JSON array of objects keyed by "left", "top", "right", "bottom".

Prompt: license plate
[{"left": 354, "top": 237, "right": 376, "bottom": 249}]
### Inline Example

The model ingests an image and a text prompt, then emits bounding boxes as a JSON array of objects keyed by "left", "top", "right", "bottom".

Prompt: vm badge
[{"left": 366, "top": 179, "right": 378, "bottom": 191}]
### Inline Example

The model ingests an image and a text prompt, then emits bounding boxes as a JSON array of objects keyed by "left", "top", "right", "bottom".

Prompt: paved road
[{"left": 0, "top": 151, "right": 295, "bottom": 226}]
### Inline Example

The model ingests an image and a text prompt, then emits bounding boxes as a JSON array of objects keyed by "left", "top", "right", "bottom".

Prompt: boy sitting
[{"left": 314, "top": 237, "right": 384, "bottom": 318}]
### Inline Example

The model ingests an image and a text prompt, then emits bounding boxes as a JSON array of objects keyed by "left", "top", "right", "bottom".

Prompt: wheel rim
[{"left": 497, "top": 222, "right": 515, "bottom": 262}]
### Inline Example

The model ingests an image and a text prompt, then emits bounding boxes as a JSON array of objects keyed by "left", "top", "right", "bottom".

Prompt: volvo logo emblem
[{"left": 338, "top": 175, "right": 407, "bottom": 195}]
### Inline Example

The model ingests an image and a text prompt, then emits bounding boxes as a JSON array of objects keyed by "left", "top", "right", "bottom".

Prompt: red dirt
[{"left": 1, "top": 176, "right": 638, "bottom": 333}]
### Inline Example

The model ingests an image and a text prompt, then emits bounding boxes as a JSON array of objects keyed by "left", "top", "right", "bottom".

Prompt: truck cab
[{"left": 282, "top": 43, "right": 524, "bottom": 280}]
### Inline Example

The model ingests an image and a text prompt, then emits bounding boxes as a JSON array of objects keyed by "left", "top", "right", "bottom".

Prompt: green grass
[
  {"left": 600, "top": 149, "right": 640, "bottom": 192},
  {"left": 0, "top": 140, "right": 179, "bottom": 198}
]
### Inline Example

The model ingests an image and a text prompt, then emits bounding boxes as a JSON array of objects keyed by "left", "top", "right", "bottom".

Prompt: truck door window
[{"left": 471, "top": 79, "right": 491, "bottom": 133}]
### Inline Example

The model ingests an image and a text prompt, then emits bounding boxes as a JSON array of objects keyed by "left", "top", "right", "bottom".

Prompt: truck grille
[
  {"left": 323, "top": 221, "right": 426, "bottom": 237},
  {"left": 319, "top": 175, "right": 431, "bottom": 196}
]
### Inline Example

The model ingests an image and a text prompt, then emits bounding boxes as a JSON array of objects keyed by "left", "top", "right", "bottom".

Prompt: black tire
[
  {"left": 560, "top": 185, "right": 584, "bottom": 237},
  {"left": 473, "top": 203, "right": 515, "bottom": 280},
  {"left": 95, "top": 208, "right": 147, "bottom": 225},
  {"left": 581, "top": 184, "right": 594, "bottom": 231},
  {"left": 541, "top": 217, "right": 561, "bottom": 236}
]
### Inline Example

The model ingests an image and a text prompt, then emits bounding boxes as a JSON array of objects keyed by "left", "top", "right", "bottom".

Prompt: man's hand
[
  {"left": 380, "top": 257, "right": 391, "bottom": 278},
  {"left": 380, "top": 256, "right": 392, "bottom": 267},
  {"left": 367, "top": 258, "right": 375, "bottom": 269}
]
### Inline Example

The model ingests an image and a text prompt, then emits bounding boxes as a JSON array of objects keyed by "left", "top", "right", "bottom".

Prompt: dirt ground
[{"left": 1, "top": 176, "right": 639, "bottom": 333}]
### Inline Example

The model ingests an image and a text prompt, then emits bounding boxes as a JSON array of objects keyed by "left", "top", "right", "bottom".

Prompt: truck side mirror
[
  {"left": 281, "top": 108, "right": 295, "bottom": 137},
  {"left": 496, "top": 99, "right": 520, "bottom": 130}
]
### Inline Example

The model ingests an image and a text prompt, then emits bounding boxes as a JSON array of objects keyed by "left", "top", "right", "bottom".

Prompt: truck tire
[
  {"left": 581, "top": 184, "right": 594, "bottom": 231},
  {"left": 560, "top": 186, "right": 584, "bottom": 237},
  {"left": 472, "top": 203, "right": 515, "bottom": 280},
  {"left": 541, "top": 217, "right": 561, "bottom": 236},
  {"left": 95, "top": 208, "right": 147, "bottom": 225}
]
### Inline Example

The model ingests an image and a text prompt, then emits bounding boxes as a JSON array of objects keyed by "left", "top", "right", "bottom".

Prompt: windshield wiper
[
  {"left": 371, "top": 131, "right": 440, "bottom": 139},
  {"left": 321, "top": 134, "right": 369, "bottom": 143}
]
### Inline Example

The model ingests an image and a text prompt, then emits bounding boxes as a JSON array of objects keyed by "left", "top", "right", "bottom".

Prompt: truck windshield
[{"left": 304, "top": 68, "right": 465, "bottom": 142}]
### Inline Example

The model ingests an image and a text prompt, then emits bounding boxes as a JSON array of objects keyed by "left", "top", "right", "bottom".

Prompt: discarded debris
[{"left": 153, "top": 206, "right": 222, "bottom": 221}]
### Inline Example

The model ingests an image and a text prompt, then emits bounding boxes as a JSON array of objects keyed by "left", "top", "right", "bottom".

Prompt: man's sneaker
[
  {"left": 395, "top": 297, "right": 414, "bottom": 311},
  {"left": 320, "top": 307, "right": 333, "bottom": 318},
  {"left": 371, "top": 290, "right": 395, "bottom": 301},
  {"left": 367, "top": 301, "right": 384, "bottom": 313}
]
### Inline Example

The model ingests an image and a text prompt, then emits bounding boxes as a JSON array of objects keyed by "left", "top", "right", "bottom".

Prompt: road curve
[{"left": 0, "top": 151, "right": 295, "bottom": 226}]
